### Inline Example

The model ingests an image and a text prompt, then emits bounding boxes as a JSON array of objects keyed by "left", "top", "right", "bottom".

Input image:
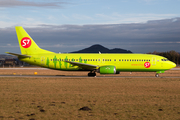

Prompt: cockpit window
[{"left": 161, "top": 59, "right": 169, "bottom": 61}]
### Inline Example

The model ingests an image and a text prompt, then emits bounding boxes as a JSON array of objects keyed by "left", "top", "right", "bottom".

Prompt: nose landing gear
[{"left": 155, "top": 74, "right": 159, "bottom": 77}]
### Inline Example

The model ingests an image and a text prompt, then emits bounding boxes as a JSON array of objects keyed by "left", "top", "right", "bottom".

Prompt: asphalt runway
[
  {"left": 0, "top": 68, "right": 179, "bottom": 78},
  {"left": 1, "top": 75, "right": 180, "bottom": 78},
  {"left": 0, "top": 68, "right": 180, "bottom": 70}
]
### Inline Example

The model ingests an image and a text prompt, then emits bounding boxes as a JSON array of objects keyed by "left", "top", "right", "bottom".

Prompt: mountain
[{"left": 71, "top": 44, "right": 132, "bottom": 53}]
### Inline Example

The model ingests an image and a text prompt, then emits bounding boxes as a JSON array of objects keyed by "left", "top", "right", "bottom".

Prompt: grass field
[{"left": 0, "top": 70, "right": 180, "bottom": 120}]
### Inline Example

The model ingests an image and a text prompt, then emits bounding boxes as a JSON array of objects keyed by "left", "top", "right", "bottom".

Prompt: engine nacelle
[{"left": 98, "top": 66, "right": 116, "bottom": 74}]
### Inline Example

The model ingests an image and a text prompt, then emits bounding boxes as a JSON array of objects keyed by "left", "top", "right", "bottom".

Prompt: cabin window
[
  {"left": 119, "top": 59, "right": 121, "bottom": 61},
  {"left": 98, "top": 59, "right": 100, "bottom": 61},
  {"left": 127, "top": 59, "right": 129, "bottom": 61}
]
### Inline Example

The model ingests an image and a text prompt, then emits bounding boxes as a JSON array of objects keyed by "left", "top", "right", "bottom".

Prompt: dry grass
[{"left": 0, "top": 76, "right": 180, "bottom": 120}]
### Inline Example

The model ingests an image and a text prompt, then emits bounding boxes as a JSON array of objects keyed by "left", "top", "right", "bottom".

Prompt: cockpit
[{"left": 161, "top": 58, "right": 169, "bottom": 61}]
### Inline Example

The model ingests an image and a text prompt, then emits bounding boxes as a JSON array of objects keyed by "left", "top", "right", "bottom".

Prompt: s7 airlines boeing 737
[{"left": 6, "top": 26, "right": 176, "bottom": 77}]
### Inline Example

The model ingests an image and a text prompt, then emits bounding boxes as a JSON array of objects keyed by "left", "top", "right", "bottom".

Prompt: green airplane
[{"left": 6, "top": 26, "right": 176, "bottom": 77}]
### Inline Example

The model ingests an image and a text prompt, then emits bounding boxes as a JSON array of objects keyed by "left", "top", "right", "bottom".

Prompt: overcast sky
[{"left": 0, "top": 0, "right": 180, "bottom": 54}]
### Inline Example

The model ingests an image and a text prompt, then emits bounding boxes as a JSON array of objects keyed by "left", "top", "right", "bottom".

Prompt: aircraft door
[
  {"left": 152, "top": 57, "right": 156, "bottom": 65},
  {"left": 98, "top": 58, "right": 101, "bottom": 64},
  {"left": 41, "top": 56, "right": 46, "bottom": 65}
]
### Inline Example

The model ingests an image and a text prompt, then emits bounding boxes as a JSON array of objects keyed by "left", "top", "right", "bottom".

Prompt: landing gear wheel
[
  {"left": 155, "top": 74, "right": 159, "bottom": 77},
  {"left": 88, "top": 72, "right": 96, "bottom": 77}
]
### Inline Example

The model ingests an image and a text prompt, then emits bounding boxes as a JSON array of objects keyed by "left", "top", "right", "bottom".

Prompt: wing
[
  {"left": 65, "top": 61, "right": 98, "bottom": 70},
  {"left": 6, "top": 52, "right": 31, "bottom": 58}
]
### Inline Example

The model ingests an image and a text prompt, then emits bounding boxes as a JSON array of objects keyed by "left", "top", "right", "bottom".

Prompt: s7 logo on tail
[{"left": 21, "top": 37, "right": 31, "bottom": 48}]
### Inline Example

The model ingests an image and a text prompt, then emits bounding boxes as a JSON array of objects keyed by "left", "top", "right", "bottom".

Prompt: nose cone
[{"left": 170, "top": 62, "right": 176, "bottom": 69}]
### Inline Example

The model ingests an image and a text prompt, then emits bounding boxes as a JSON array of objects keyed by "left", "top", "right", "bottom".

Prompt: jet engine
[{"left": 97, "top": 66, "right": 116, "bottom": 74}]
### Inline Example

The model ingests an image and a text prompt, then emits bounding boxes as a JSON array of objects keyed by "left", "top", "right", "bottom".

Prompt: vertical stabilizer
[{"left": 15, "top": 26, "right": 55, "bottom": 55}]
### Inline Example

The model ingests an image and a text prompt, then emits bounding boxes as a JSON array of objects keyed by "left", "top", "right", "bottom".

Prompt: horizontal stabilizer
[{"left": 6, "top": 52, "right": 31, "bottom": 58}]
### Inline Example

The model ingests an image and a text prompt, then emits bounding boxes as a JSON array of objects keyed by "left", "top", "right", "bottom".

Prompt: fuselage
[{"left": 20, "top": 53, "right": 176, "bottom": 72}]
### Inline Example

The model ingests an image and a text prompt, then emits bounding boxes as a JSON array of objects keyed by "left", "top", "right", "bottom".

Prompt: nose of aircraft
[{"left": 171, "top": 62, "right": 176, "bottom": 69}]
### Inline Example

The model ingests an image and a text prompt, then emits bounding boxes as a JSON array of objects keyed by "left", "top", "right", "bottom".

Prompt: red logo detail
[
  {"left": 144, "top": 62, "right": 151, "bottom": 68},
  {"left": 21, "top": 37, "right": 32, "bottom": 48}
]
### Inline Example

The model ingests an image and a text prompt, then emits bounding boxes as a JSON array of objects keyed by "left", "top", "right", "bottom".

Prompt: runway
[
  {"left": 0, "top": 67, "right": 179, "bottom": 78},
  {"left": 0, "top": 68, "right": 180, "bottom": 70},
  {"left": 1, "top": 75, "right": 180, "bottom": 78}
]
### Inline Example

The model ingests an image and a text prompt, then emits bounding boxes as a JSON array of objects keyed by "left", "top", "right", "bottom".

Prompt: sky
[{"left": 0, "top": 0, "right": 180, "bottom": 54}]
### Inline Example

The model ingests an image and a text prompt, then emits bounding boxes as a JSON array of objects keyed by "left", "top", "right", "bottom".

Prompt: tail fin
[{"left": 15, "top": 26, "right": 55, "bottom": 55}]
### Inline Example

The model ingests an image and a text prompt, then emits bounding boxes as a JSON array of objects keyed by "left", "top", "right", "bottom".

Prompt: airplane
[{"left": 6, "top": 26, "right": 176, "bottom": 77}]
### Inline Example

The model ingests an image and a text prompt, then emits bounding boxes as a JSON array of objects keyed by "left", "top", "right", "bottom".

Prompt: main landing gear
[{"left": 88, "top": 71, "right": 96, "bottom": 77}]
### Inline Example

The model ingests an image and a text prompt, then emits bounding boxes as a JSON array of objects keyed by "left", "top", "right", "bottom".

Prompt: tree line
[{"left": 148, "top": 50, "right": 179, "bottom": 65}]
